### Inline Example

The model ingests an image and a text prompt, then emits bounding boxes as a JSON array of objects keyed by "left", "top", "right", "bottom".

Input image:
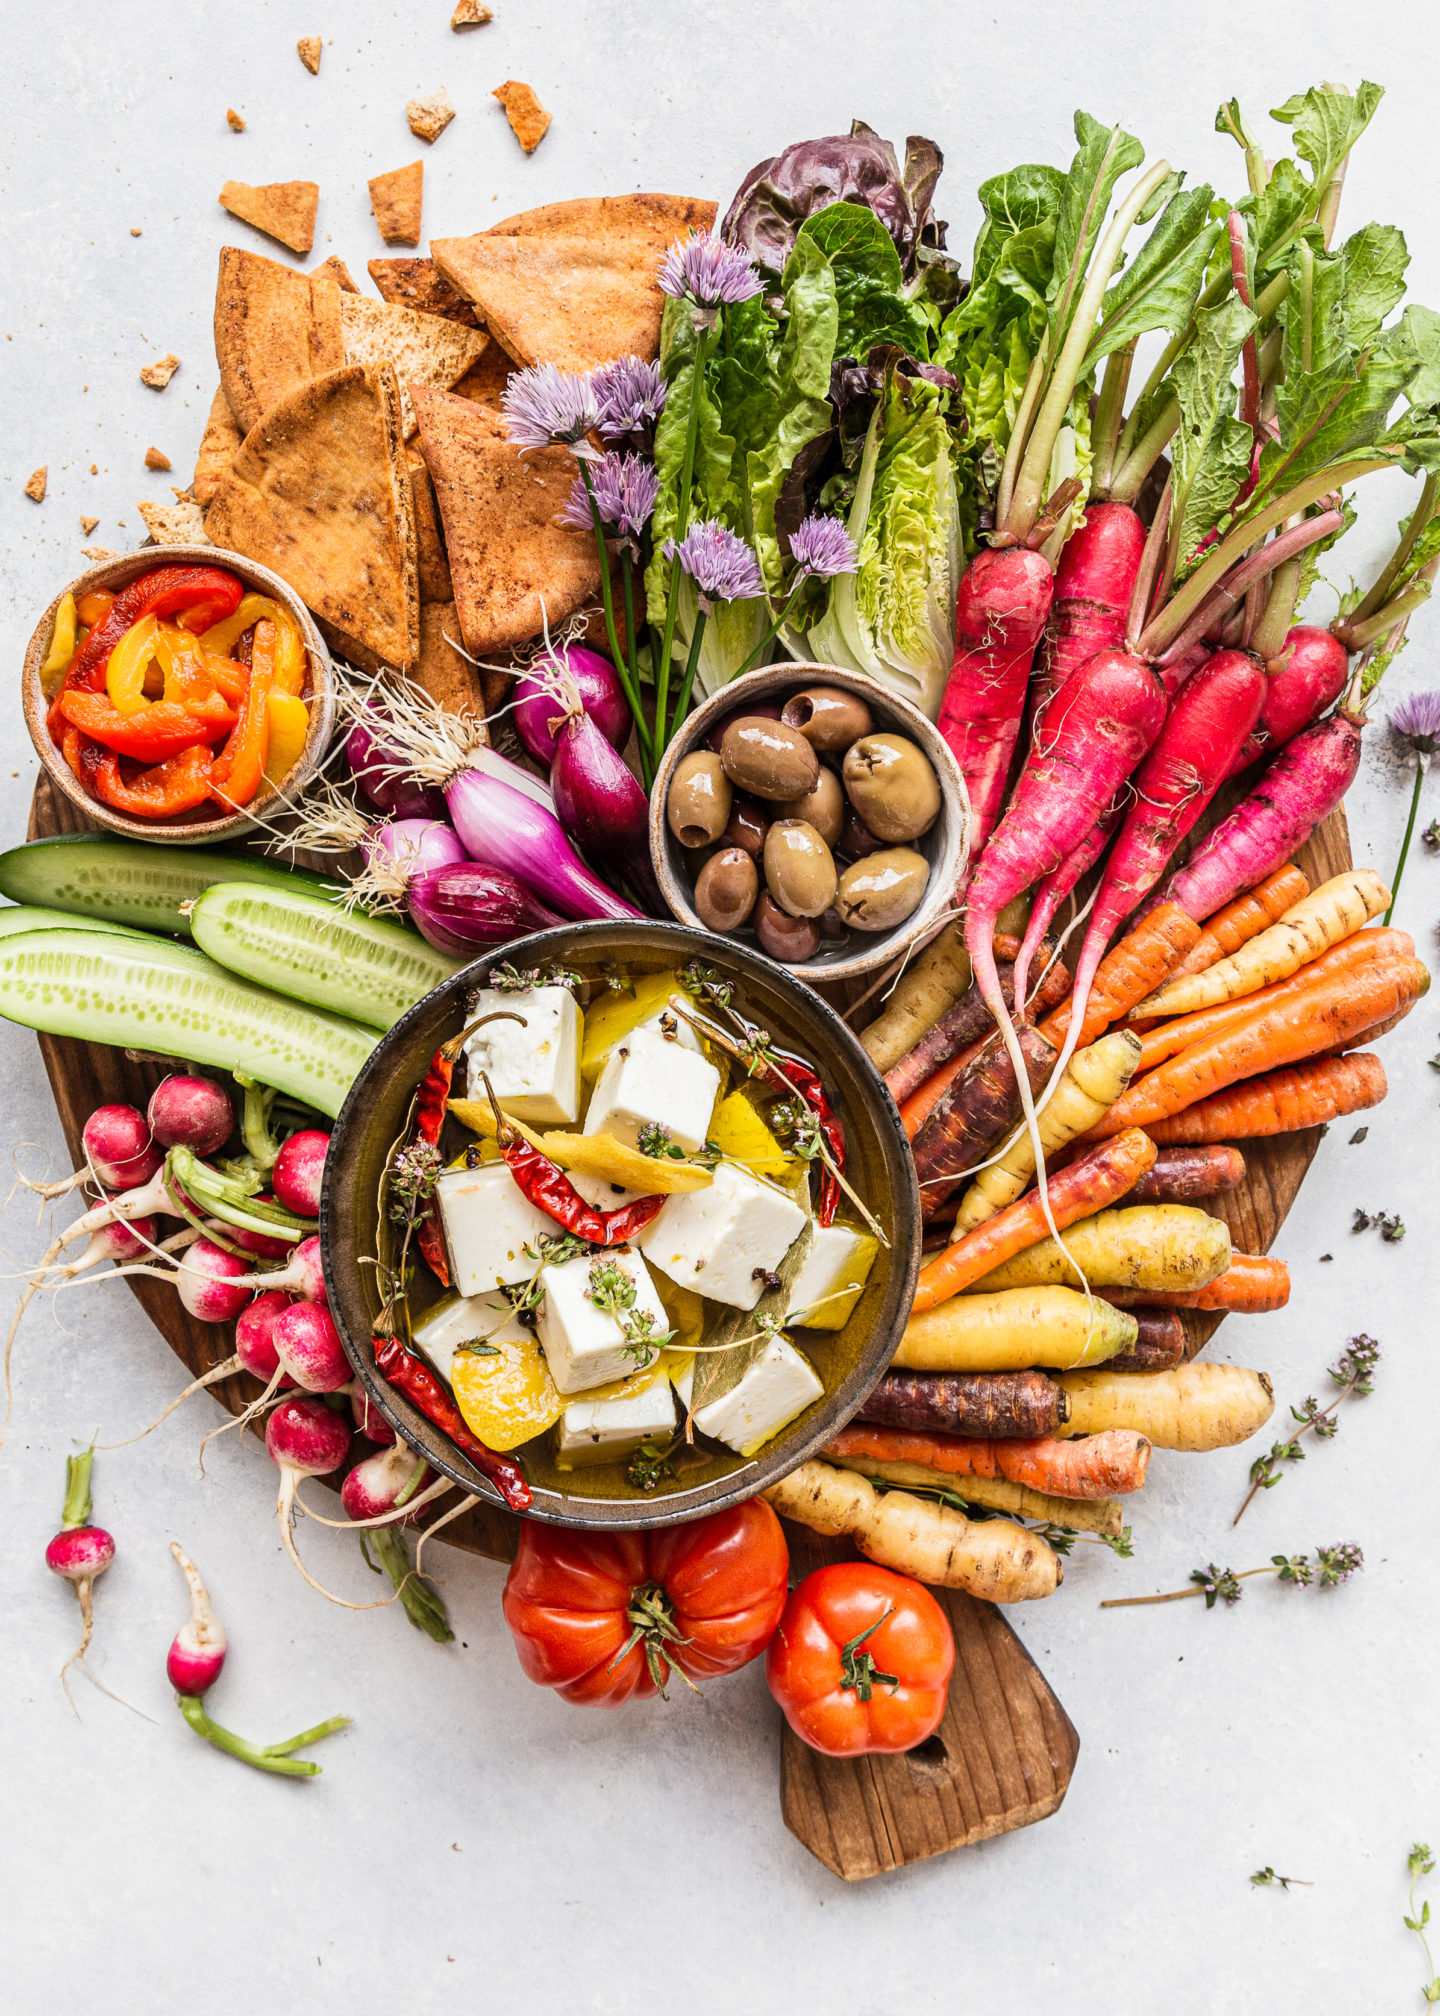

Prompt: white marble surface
[{"left": 1, "top": 2, "right": 1436, "bottom": 2006}]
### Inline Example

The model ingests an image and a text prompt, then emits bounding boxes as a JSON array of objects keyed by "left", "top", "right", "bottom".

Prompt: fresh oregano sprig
[{"left": 1233, "top": 1334, "right": 1380, "bottom": 1524}]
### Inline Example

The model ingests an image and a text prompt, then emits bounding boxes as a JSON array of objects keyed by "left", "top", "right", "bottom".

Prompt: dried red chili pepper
[
  {"left": 372, "top": 1335, "right": 532, "bottom": 1511},
  {"left": 500, "top": 1137, "right": 666, "bottom": 1245},
  {"left": 411, "top": 1039, "right": 461, "bottom": 1287}
]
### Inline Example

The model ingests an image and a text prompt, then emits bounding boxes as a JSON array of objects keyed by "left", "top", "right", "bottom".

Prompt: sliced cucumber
[
  {"left": 0, "top": 835, "right": 337, "bottom": 937},
  {"left": 188, "top": 883, "right": 462, "bottom": 1032},
  {"left": 0, "top": 905, "right": 154, "bottom": 944},
  {"left": 0, "top": 929, "right": 377, "bottom": 1117}
]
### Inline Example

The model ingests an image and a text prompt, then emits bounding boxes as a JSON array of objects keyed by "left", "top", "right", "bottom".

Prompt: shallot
[{"left": 513, "top": 643, "right": 631, "bottom": 766}]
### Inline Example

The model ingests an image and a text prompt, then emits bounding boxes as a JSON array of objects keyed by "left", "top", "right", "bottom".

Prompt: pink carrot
[
  {"left": 1031, "top": 503, "right": 1147, "bottom": 714},
  {"left": 938, "top": 547, "right": 1054, "bottom": 855},
  {"left": 1226, "top": 625, "right": 1350, "bottom": 776},
  {"left": 1011, "top": 797, "right": 1124, "bottom": 1013}
]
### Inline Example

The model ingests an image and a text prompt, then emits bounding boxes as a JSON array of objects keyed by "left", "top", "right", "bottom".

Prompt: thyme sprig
[
  {"left": 637, "top": 1120, "right": 688, "bottom": 1161},
  {"left": 1250, "top": 1867, "right": 1312, "bottom": 1891},
  {"left": 1353, "top": 1205, "right": 1406, "bottom": 1241},
  {"left": 501, "top": 1231, "right": 591, "bottom": 1326},
  {"left": 1101, "top": 1544, "right": 1363, "bottom": 1610},
  {"left": 1406, "top": 1845, "right": 1440, "bottom": 2003},
  {"left": 487, "top": 961, "right": 584, "bottom": 996},
  {"left": 627, "top": 1436, "right": 679, "bottom": 1491},
  {"left": 678, "top": 960, "right": 733, "bottom": 1009},
  {"left": 586, "top": 1256, "right": 675, "bottom": 1369},
  {"left": 1233, "top": 1334, "right": 1380, "bottom": 1524}
]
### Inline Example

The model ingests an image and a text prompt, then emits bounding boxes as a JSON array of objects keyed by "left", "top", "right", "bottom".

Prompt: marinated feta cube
[
  {"left": 413, "top": 1291, "right": 528, "bottom": 1383},
  {"left": 582, "top": 1020, "right": 719, "bottom": 1156},
  {"left": 464, "top": 984, "right": 581, "bottom": 1125},
  {"left": 638, "top": 1160, "right": 806, "bottom": 1309},
  {"left": 787, "top": 1225, "right": 878, "bottom": 1330},
  {"left": 691, "top": 1336, "right": 823, "bottom": 1456},
  {"left": 670, "top": 1354, "right": 695, "bottom": 1411},
  {"left": 555, "top": 1365, "right": 677, "bottom": 1467},
  {"left": 566, "top": 1166, "right": 647, "bottom": 1212},
  {"left": 436, "top": 1161, "right": 556, "bottom": 1296},
  {"left": 536, "top": 1247, "right": 672, "bottom": 1395}
]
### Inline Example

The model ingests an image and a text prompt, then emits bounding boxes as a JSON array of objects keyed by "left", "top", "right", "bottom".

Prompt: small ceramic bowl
[
  {"left": 321, "top": 919, "right": 921, "bottom": 1530},
  {"left": 649, "top": 664, "right": 970, "bottom": 986},
  {"left": 22, "top": 543, "right": 334, "bottom": 845}
]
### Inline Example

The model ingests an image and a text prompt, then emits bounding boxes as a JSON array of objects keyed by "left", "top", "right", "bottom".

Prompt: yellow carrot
[
  {"left": 1056, "top": 1363, "right": 1274, "bottom": 1450},
  {"left": 860, "top": 922, "right": 971, "bottom": 1072},
  {"left": 1167, "top": 865, "right": 1311, "bottom": 978},
  {"left": 896, "top": 1285, "right": 1137, "bottom": 1371},
  {"left": 965, "top": 1203, "right": 1231, "bottom": 1295},
  {"left": 834, "top": 1457, "right": 1126, "bottom": 1535}
]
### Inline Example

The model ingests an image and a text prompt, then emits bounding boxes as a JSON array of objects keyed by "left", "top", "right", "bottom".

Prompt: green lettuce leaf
[
  {"left": 1271, "top": 81, "right": 1385, "bottom": 200},
  {"left": 795, "top": 202, "right": 929, "bottom": 360}
]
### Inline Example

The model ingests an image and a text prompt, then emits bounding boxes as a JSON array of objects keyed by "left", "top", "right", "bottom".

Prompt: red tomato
[
  {"left": 764, "top": 1562, "right": 954, "bottom": 1757},
  {"left": 501, "top": 1498, "right": 789, "bottom": 1707}
]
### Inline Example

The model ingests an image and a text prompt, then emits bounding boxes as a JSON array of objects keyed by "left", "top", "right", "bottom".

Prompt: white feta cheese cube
[
  {"left": 638, "top": 1160, "right": 806, "bottom": 1308},
  {"left": 582, "top": 1021, "right": 719, "bottom": 1156},
  {"left": 413, "top": 1292, "right": 529, "bottom": 1384},
  {"left": 565, "top": 1166, "right": 646, "bottom": 1212},
  {"left": 464, "top": 984, "right": 581, "bottom": 1125},
  {"left": 436, "top": 1161, "right": 556, "bottom": 1296},
  {"left": 692, "top": 1336, "right": 823, "bottom": 1456},
  {"left": 670, "top": 1355, "right": 695, "bottom": 1411},
  {"left": 787, "top": 1224, "right": 878, "bottom": 1330},
  {"left": 555, "top": 1366, "right": 677, "bottom": 1467},
  {"left": 536, "top": 1248, "right": 671, "bottom": 1395}
]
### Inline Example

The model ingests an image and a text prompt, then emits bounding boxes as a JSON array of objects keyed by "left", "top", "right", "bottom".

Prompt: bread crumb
[
  {"left": 82, "top": 546, "right": 119, "bottom": 562},
  {"left": 140, "top": 353, "right": 181, "bottom": 390},
  {"left": 297, "top": 36, "right": 322, "bottom": 74},
  {"left": 226, "top": 107, "right": 246, "bottom": 131},
  {"left": 130, "top": 227, "right": 143, "bottom": 237},
  {"left": 23, "top": 467, "right": 46, "bottom": 502},
  {"left": 492, "top": 80, "right": 551, "bottom": 154},
  {"left": 451, "top": 0, "right": 493, "bottom": 24},
  {"left": 407, "top": 87, "right": 455, "bottom": 144},
  {"left": 144, "top": 446, "right": 172, "bottom": 471},
  {"left": 81, "top": 515, "right": 99, "bottom": 535},
  {"left": 138, "top": 498, "right": 210, "bottom": 546},
  {"left": 90, "top": 463, "right": 99, "bottom": 474}
]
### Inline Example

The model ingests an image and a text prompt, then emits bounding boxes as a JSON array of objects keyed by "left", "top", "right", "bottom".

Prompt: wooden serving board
[{"left": 22, "top": 772, "right": 1352, "bottom": 1879}]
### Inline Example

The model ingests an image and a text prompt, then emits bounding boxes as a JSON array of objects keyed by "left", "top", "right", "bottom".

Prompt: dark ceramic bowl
[{"left": 321, "top": 919, "right": 920, "bottom": 1530}]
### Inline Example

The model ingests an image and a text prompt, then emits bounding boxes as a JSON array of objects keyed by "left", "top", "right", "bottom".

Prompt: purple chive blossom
[
  {"left": 500, "top": 361, "right": 602, "bottom": 453},
  {"left": 663, "top": 520, "right": 765, "bottom": 609},
  {"left": 1391, "top": 689, "right": 1440, "bottom": 758},
  {"left": 658, "top": 232, "right": 763, "bottom": 313},
  {"left": 593, "top": 355, "right": 667, "bottom": 441},
  {"left": 789, "top": 512, "right": 859, "bottom": 581},
  {"left": 560, "top": 452, "right": 660, "bottom": 538}
]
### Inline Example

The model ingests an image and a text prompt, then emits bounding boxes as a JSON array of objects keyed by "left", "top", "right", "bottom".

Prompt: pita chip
[
  {"left": 297, "top": 36, "right": 322, "bottom": 74},
  {"left": 490, "top": 192, "right": 717, "bottom": 248},
  {"left": 492, "top": 81, "right": 550, "bottom": 155},
  {"left": 452, "top": 340, "right": 514, "bottom": 407},
  {"left": 24, "top": 467, "right": 46, "bottom": 502},
  {"left": 451, "top": 0, "right": 493, "bottom": 25},
  {"left": 369, "top": 161, "right": 424, "bottom": 247},
  {"left": 206, "top": 362, "right": 418, "bottom": 669},
  {"left": 414, "top": 602, "right": 483, "bottom": 715},
  {"left": 411, "top": 387, "right": 598, "bottom": 655},
  {"left": 193, "top": 385, "right": 245, "bottom": 504},
  {"left": 408, "top": 452, "right": 453, "bottom": 602},
  {"left": 219, "top": 179, "right": 320, "bottom": 255},
  {"left": 214, "top": 248, "right": 345, "bottom": 432},
  {"left": 139, "top": 498, "right": 211, "bottom": 545},
  {"left": 431, "top": 234, "right": 668, "bottom": 370},
  {"left": 367, "top": 257, "right": 480, "bottom": 328},
  {"left": 338, "top": 293, "right": 487, "bottom": 437},
  {"left": 407, "top": 89, "right": 455, "bottom": 145},
  {"left": 311, "top": 254, "right": 359, "bottom": 292}
]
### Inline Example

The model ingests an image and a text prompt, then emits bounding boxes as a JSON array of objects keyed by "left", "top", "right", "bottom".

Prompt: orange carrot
[
  {"left": 1100, "top": 1253, "right": 1289, "bottom": 1312},
  {"left": 1039, "top": 902, "right": 1201, "bottom": 1050},
  {"left": 1089, "top": 955, "right": 1429, "bottom": 1139},
  {"left": 912, "top": 1126, "right": 1157, "bottom": 1312},
  {"left": 1132, "top": 927, "right": 1412, "bottom": 1075},
  {"left": 822, "top": 1422, "right": 1151, "bottom": 1498},
  {"left": 1315, "top": 1002, "right": 1416, "bottom": 1058},
  {"left": 1146, "top": 1054, "right": 1387, "bottom": 1144},
  {"left": 899, "top": 1038, "right": 986, "bottom": 1140},
  {"left": 1167, "top": 865, "right": 1310, "bottom": 979}
]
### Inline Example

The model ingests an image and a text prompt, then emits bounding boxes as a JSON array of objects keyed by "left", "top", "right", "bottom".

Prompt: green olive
[
  {"left": 693, "top": 847, "right": 758, "bottom": 933},
  {"left": 842, "top": 733, "right": 941, "bottom": 842},
  {"left": 836, "top": 847, "right": 931, "bottom": 932},
  {"left": 779, "top": 764, "right": 844, "bottom": 847},
  {"left": 763, "top": 819, "right": 839, "bottom": 919},
  {"left": 666, "top": 751, "right": 733, "bottom": 848},
  {"left": 754, "top": 892, "right": 821, "bottom": 963},
  {"left": 719, "top": 716, "right": 820, "bottom": 801},
  {"left": 781, "top": 684, "right": 874, "bottom": 751}
]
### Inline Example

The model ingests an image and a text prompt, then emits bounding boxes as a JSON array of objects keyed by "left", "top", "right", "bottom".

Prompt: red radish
[
  {"left": 265, "top": 1396, "right": 356, "bottom": 1597},
  {"left": 51, "top": 1215, "right": 160, "bottom": 1277},
  {"left": 236, "top": 1290, "right": 295, "bottom": 1383},
  {"left": 225, "top": 1215, "right": 293, "bottom": 1261},
  {"left": 341, "top": 1441, "right": 435, "bottom": 1525},
  {"left": 167, "top": 1540, "right": 349, "bottom": 1775},
  {"left": 272, "top": 1131, "right": 330, "bottom": 1219},
  {"left": 44, "top": 1448, "right": 115, "bottom": 1704},
  {"left": 1032, "top": 503, "right": 1146, "bottom": 712},
  {"left": 174, "top": 1237, "right": 252, "bottom": 1325},
  {"left": 938, "top": 548, "right": 1054, "bottom": 856},
  {"left": 147, "top": 1076, "right": 234, "bottom": 1157},
  {"left": 1163, "top": 706, "right": 1365, "bottom": 921},
  {"left": 82, "top": 1105, "right": 161, "bottom": 1190},
  {"left": 351, "top": 1384, "right": 397, "bottom": 1445},
  {"left": 272, "top": 1300, "right": 350, "bottom": 1392},
  {"left": 227, "top": 1233, "right": 327, "bottom": 1304},
  {"left": 1157, "top": 640, "right": 1210, "bottom": 702},
  {"left": 1226, "top": 625, "right": 1350, "bottom": 775},
  {"left": 1011, "top": 800, "right": 1124, "bottom": 1003}
]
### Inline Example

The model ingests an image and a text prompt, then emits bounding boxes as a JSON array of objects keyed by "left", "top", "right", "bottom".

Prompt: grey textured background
[{"left": 1, "top": 3, "right": 1436, "bottom": 2007}]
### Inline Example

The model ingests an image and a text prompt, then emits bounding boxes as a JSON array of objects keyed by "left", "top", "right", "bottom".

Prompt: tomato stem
[
  {"left": 609, "top": 1581, "right": 702, "bottom": 1699},
  {"left": 838, "top": 1607, "right": 899, "bottom": 1702}
]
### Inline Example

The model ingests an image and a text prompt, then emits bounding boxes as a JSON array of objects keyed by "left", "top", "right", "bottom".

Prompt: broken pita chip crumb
[
  {"left": 130, "top": 227, "right": 143, "bottom": 237},
  {"left": 492, "top": 80, "right": 551, "bottom": 154},
  {"left": 297, "top": 36, "right": 322, "bottom": 74},
  {"left": 408, "top": 452, "right": 453, "bottom": 603},
  {"left": 312, "top": 253, "right": 359, "bottom": 292},
  {"left": 369, "top": 160, "right": 424, "bottom": 246},
  {"left": 451, "top": 0, "right": 493, "bottom": 26},
  {"left": 81, "top": 514, "right": 99, "bottom": 535},
  {"left": 407, "top": 88, "right": 455, "bottom": 145},
  {"left": 214, "top": 247, "right": 345, "bottom": 432},
  {"left": 193, "top": 385, "right": 246, "bottom": 504},
  {"left": 431, "top": 232, "right": 663, "bottom": 371},
  {"left": 140, "top": 353, "right": 181, "bottom": 389},
  {"left": 138, "top": 498, "right": 211, "bottom": 545},
  {"left": 226, "top": 108, "right": 246, "bottom": 132},
  {"left": 367, "top": 256, "right": 479, "bottom": 328},
  {"left": 144, "top": 446, "right": 172, "bottom": 471},
  {"left": 81, "top": 546, "right": 119, "bottom": 563},
  {"left": 219, "top": 179, "right": 320, "bottom": 255},
  {"left": 337, "top": 292, "right": 487, "bottom": 438},
  {"left": 23, "top": 467, "right": 46, "bottom": 502},
  {"left": 205, "top": 361, "right": 418, "bottom": 669}
]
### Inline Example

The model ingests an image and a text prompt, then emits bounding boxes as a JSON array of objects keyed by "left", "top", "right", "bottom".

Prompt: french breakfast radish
[
  {"left": 1227, "top": 626, "right": 1350, "bottom": 775},
  {"left": 147, "top": 1076, "right": 234, "bottom": 1157},
  {"left": 271, "top": 1130, "right": 329, "bottom": 1218},
  {"left": 1031, "top": 502, "right": 1147, "bottom": 714},
  {"left": 45, "top": 1447, "right": 115, "bottom": 1705},
  {"left": 22, "top": 1103, "right": 160, "bottom": 1201},
  {"left": 173, "top": 1236, "right": 252, "bottom": 1324},
  {"left": 938, "top": 548, "right": 1054, "bottom": 856},
  {"left": 271, "top": 1300, "right": 350, "bottom": 1393}
]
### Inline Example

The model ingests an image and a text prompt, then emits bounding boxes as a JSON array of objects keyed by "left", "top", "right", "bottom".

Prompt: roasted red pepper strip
[
  {"left": 58, "top": 689, "right": 236, "bottom": 759},
  {"left": 372, "top": 1335, "right": 532, "bottom": 1510},
  {"left": 501, "top": 1139, "right": 666, "bottom": 1244},
  {"left": 85, "top": 742, "right": 215, "bottom": 819},
  {"left": 412, "top": 1043, "right": 458, "bottom": 1287},
  {"left": 48, "top": 564, "right": 245, "bottom": 738}
]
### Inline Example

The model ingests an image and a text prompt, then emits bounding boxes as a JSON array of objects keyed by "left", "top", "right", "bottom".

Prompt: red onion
[
  {"left": 346, "top": 711, "right": 445, "bottom": 821},
  {"left": 409, "top": 861, "right": 566, "bottom": 954},
  {"left": 443, "top": 769, "right": 643, "bottom": 923},
  {"left": 550, "top": 708, "right": 662, "bottom": 913},
  {"left": 513, "top": 645, "right": 631, "bottom": 767}
]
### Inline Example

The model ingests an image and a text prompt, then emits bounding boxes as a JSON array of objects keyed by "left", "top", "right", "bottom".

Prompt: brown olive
[
  {"left": 693, "top": 846, "right": 759, "bottom": 933},
  {"left": 719, "top": 716, "right": 820, "bottom": 801},
  {"left": 779, "top": 764, "right": 844, "bottom": 847},
  {"left": 704, "top": 699, "right": 782, "bottom": 753},
  {"left": 754, "top": 891, "right": 821, "bottom": 963},
  {"left": 819, "top": 905, "right": 848, "bottom": 940},
  {"left": 721, "top": 792, "right": 769, "bottom": 859},
  {"left": 666, "top": 751, "right": 733, "bottom": 848},
  {"left": 763, "top": 819, "right": 838, "bottom": 919},
  {"left": 781, "top": 684, "right": 874, "bottom": 751},
  {"left": 836, "top": 847, "right": 931, "bottom": 932},
  {"left": 842, "top": 733, "right": 941, "bottom": 842},
  {"left": 837, "top": 806, "right": 882, "bottom": 862}
]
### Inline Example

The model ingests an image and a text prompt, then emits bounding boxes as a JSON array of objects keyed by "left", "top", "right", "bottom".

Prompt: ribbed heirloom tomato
[
  {"left": 765, "top": 1562, "right": 954, "bottom": 1757},
  {"left": 501, "top": 1498, "right": 789, "bottom": 1705}
]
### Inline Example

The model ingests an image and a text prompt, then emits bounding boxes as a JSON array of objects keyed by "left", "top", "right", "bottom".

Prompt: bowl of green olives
[{"left": 649, "top": 664, "right": 970, "bottom": 983}]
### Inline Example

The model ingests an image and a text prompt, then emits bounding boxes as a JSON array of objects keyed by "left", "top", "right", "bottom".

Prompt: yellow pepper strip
[
  {"left": 105, "top": 615, "right": 162, "bottom": 716},
  {"left": 198, "top": 593, "right": 305, "bottom": 695},
  {"left": 41, "top": 594, "right": 78, "bottom": 681},
  {"left": 447, "top": 1098, "right": 714, "bottom": 1193},
  {"left": 262, "top": 690, "right": 310, "bottom": 793},
  {"left": 155, "top": 624, "right": 221, "bottom": 711}
]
